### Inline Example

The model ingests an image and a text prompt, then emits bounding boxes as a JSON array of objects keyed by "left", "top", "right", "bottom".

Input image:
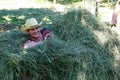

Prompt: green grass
[{"left": 0, "top": 8, "right": 120, "bottom": 80}]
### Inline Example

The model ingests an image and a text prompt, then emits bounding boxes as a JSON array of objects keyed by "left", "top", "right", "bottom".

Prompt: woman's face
[{"left": 27, "top": 27, "right": 41, "bottom": 38}]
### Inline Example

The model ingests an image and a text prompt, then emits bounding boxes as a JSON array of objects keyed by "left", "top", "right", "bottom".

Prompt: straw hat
[{"left": 21, "top": 18, "right": 42, "bottom": 31}]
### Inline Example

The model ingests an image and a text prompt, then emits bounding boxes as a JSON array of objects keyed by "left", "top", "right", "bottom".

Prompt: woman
[{"left": 111, "top": 0, "right": 120, "bottom": 27}]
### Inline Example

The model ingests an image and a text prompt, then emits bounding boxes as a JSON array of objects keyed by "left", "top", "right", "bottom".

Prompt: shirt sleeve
[{"left": 40, "top": 28, "right": 51, "bottom": 40}]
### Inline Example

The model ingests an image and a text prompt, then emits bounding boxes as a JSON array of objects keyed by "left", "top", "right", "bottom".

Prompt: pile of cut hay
[{"left": 0, "top": 9, "right": 120, "bottom": 80}]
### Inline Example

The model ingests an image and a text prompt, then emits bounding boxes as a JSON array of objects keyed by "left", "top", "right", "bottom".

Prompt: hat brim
[
  {"left": 21, "top": 24, "right": 40, "bottom": 32},
  {"left": 21, "top": 21, "right": 42, "bottom": 32}
]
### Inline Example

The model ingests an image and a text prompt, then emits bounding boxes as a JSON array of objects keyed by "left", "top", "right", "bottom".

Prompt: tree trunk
[
  {"left": 53, "top": 0, "right": 56, "bottom": 6},
  {"left": 95, "top": 0, "right": 99, "bottom": 17},
  {"left": 82, "top": 0, "right": 85, "bottom": 7}
]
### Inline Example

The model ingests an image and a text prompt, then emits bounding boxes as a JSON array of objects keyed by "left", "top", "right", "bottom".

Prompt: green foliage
[
  {"left": 59, "top": 0, "right": 81, "bottom": 4},
  {"left": 48, "top": 0, "right": 82, "bottom": 4},
  {"left": 0, "top": 8, "right": 120, "bottom": 80},
  {"left": 101, "top": 0, "right": 117, "bottom": 3}
]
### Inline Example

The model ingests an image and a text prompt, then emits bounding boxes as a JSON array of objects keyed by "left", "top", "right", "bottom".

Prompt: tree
[
  {"left": 95, "top": 0, "right": 100, "bottom": 17},
  {"left": 53, "top": 0, "right": 56, "bottom": 6}
]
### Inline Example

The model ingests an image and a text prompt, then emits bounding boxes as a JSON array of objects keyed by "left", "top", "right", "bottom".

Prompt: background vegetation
[{"left": 35, "top": 0, "right": 117, "bottom": 4}]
